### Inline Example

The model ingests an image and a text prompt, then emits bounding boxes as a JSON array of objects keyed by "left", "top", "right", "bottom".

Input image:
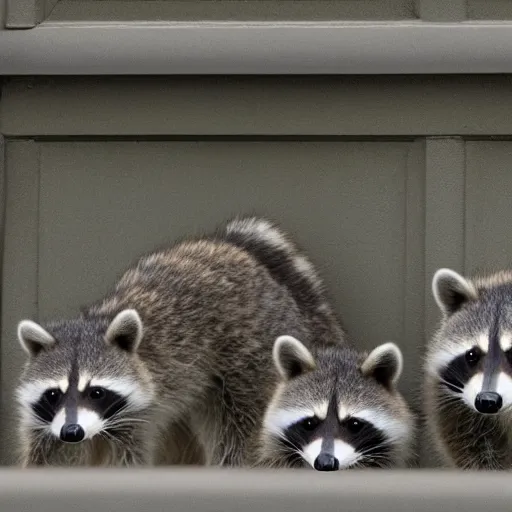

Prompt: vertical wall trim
[
  {"left": 403, "top": 140, "right": 426, "bottom": 398},
  {"left": 0, "top": 0, "right": 6, "bottom": 28},
  {"left": 424, "top": 138, "right": 466, "bottom": 339},
  {"left": 6, "top": 0, "right": 43, "bottom": 28},
  {"left": 415, "top": 0, "right": 467, "bottom": 21},
  {"left": 403, "top": 140, "right": 426, "bottom": 467},
  {"left": 1, "top": 140, "right": 40, "bottom": 464},
  {"left": 421, "top": 137, "right": 465, "bottom": 468},
  {"left": 0, "top": 135, "right": 4, "bottom": 441}
]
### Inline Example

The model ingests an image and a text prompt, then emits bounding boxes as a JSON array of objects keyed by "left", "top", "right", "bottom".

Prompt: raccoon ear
[
  {"left": 273, "top": 335, "right": 316, "bottom": 380},
  {"left": 17, "top": 320, "right": 56, "bottom": 357},
  {"left": 105, "top": 309, "right": 143, "bottom": 353},
  {"left": 361, "top": 342, "right": 403, "bottom": 390},
  {"left": 432, "top": 268, "right": 478, "bottom": 317}
]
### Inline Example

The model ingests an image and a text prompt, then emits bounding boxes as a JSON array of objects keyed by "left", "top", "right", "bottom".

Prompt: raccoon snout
[
  {"left": 474, "top": 391, "right": 503, "bottom": 414},
  {"left": 60, "top": 424, "right": 85, "bottom": 443},
  {"left": 313, "top": 453, "right": 339, "bottom": 471}
]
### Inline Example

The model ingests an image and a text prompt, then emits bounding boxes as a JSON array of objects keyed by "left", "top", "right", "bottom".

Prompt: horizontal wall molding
[
  {"left": 0, "top": 469, "right": 512, "bottom": 510},
  {"left": 2, "top": 21, "right": 512, "bottom": 74},
  {"left": 3, "top": 76, "right": 512, "bottom": 137}
]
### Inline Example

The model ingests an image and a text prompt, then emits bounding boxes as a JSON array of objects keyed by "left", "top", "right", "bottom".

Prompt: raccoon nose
[
  {"left": 60, "top": 424, "right": 85, "bottom": 443},
  {"left": 313, "top": 453, "right": 340, "bottom": 471},
  {"left": 474, "top": 391, "right": 503, "bottom": 414}
]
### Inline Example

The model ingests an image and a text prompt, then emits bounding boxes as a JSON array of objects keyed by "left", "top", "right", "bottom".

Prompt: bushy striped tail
[{"left": 222, "top": 216, "right": 327, "bottom": 311}]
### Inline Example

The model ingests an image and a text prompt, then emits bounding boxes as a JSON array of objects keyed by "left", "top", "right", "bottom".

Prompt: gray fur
[
  {"left": 258, "top": 340, "right": 414, "bottom": 469},
  {"left": 15, "top": 216, "right": 413, "bottom": 469},
  {"left": 425, "top": 268, "right": 512, "bottom": 469}
]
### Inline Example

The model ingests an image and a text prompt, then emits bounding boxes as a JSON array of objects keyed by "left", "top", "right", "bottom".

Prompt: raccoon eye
[
  {"left": 298, "top": 416, "right": 321, "bottom": 431},
  {"left": 344, "top": 418, "right": 366, "bottom": 434},
  {"left": 465, "top": 347, "right": 482, "bottom": 367},
  {"left": 89, "top": 387, "right": 107, "bottom": 400},
  {"left": 43, "top": 388, "right": 62, "bottom": 406}
]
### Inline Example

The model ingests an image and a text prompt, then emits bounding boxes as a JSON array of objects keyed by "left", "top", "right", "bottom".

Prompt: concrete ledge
[{"left": 1, "top": 21, "right": 512, "bottom": 74}]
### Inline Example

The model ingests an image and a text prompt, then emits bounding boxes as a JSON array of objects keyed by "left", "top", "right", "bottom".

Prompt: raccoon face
[
  {"left": 428, "top": 268, "right": 512, "bottom": 416},
  {"left": 16, "top": 309, "right": 155, "bottom": 444},
  {"left": 261, "top": 336, "right": 412, "bottom": 471}
]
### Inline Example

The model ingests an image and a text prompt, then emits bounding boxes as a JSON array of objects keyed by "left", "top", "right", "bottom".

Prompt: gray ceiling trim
[{"left": 1, "top": 21, "right": 512, "bottom": 75}]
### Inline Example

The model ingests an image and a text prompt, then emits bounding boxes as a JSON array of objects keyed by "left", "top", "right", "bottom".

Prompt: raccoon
[
  {"left": 255, "top": 337, "right": 415, "bottom": 470},
  {"left": 15, "top": 216, "right": 413, "bottom": 470},
  {"left": 425, "top": 268, "right": 512, "bottom": 469}
]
